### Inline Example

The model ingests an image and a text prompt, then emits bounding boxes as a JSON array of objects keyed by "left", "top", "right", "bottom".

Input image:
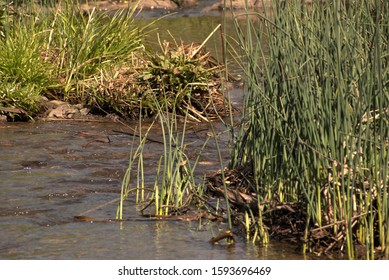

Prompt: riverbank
[{"left": 1, "top": 1, "right": 233, "bottom": 122}]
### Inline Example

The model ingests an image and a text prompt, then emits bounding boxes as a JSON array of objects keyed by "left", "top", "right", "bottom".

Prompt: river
[{"left": 0, "top": 2, "right": 306, "bottom": 260}]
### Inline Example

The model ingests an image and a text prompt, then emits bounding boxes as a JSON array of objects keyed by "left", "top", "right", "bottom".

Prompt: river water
[
  {"left": 0, "top": 2, "right": 306, "bottom": 260},
  {"left": 0, "top": 120, "right": 304, "bottom": 259}
]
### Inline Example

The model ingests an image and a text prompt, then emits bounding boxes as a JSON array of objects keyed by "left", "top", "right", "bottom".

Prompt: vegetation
[
  {"left": 116, "top": 92, "right": 233, "bottom": 243},
  {"left": 117, "top": 103, "right": 210, "bottom": 220},
  {"left": 116, "top": 0, "right": 389, "bottom": 259},
  {"left": 3, "top": 0, "right": 388, "bottom": 260},
  {"left": 0, "top": 0, "right": 144, "bottom": 119},
  {"left": 222, "top": 0, "right": 389, "bottom": 259},
  {"left": 0, "top": 1, "right": 50, "bottom": 118},
  {"left": 0, "top": 0, "right": 226, "bottom": 121},
  {"left": 87, "top": 32, "right": 228, "bottom": 121}
]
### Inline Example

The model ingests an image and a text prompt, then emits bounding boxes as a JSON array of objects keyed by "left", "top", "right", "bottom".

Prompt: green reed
[
  {"left": 116, "top": 116, "right": 153, "bottom": 220},
  {"left": 117, "top": 93, "right": 211, "bottom": 218},
  {"left": 228, "top": 0, "right": 388, "bottom": 258}
]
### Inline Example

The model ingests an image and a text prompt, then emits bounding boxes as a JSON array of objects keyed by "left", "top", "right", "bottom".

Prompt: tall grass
[
  {"left": 0, "top": 1, "right": 51, "bottom": 118},
  {"left": 51, "top": 2, "right": 144, "bottom": 94},
  {"left": 0, "top": 0, "right": 146, "bottom": 119},
  {"left": 228, "top": 0, "right": 388, "bottom": 259}
]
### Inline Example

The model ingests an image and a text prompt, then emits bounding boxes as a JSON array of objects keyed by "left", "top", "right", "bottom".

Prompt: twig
[
  {"left": 78, "top": 197, "right": 120, "bottom": 216},
  {"left": 112, "top": 129, "right": 174, "bottom": 146}
]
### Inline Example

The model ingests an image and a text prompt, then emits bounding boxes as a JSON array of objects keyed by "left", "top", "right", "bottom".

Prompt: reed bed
[{"left": 222, "top": 0, "right": 389, "bottom": 259}]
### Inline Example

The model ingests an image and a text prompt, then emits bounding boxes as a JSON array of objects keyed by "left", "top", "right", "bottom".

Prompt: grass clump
[
  {"left": 0, "top": 2, "right": 51, "bottom": 119},
  {"left": 0, "top": 1, "right": 146, "bottom": 119},
  {"left": 52, "top": 4, "right": 144, "bottom": 94},
  {"left": 0, "top": 1, "right": 229, "bottom": 121},
  {"left": 218, "top": 0, "right": 389, "bottom": 259},
  {"left": 139, "top": 35, "right": 226, "bottom": 119}
]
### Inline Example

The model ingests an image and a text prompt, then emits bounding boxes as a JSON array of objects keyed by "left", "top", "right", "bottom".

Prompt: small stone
[{"left": 80, "top": 108, "right": 90, "bottom": 116}]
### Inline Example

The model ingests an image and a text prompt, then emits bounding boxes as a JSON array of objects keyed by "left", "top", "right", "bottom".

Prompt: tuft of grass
[
  {"left": 0, "top": 0, "right": 147, "bottom": 120},
  {"left": 0, "top": 2, "right": 52, "bottom": 119},
  {"left": 50, "top": 2, "right": 145, "bottom": 94},
  {"left": 139, "top": 30, "right": 226, "bottom": 118}
]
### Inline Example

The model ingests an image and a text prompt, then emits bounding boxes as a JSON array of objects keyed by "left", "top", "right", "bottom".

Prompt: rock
[
  {"left": 48, "top": 104, "right": 78, "bottom": 119},
  {"left": 202, "top": 0, "right": 318, "bottom": 12},
  {"left": 79, "top": 108, "right": 91, "bottom": 116},
  {"left": 202, "top": 0, "right": 262, "bottom": 12},
  {"left": 44, "top": 100, "right": 90, "bottom": 119},
  {"left": 138, "top": 0, "right": 178, "bottom": 10},
  {"left": 0, "top": 105, "right": 27, "bottom": 115},
  {"left": 136, "top": 0, "right": 198, "bottom": 10},
  {"left": 45, "top": 100, "right": 68, "bottom": 109}
]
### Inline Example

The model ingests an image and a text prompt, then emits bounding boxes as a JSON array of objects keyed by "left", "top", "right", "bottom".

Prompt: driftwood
[
  {"left": 209, "top": 230, "right": 235, "bottom": 244},
  {"left": 208, "top": 184, "right": 258, "bottom": 213},
  {"left": 0, "top": 106, "right": 27, "bottom": 115},
  {"left": 74, "top": 211, "right": 224, "bottom": 223}
]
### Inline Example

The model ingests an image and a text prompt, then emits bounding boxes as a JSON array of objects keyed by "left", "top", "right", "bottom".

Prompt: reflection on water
[{"left": 0, "top": 120, "right": 304, "bottom": 259}]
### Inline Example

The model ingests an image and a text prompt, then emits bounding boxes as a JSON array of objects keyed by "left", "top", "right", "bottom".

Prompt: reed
[
  {"left": 117, "top": 97, "right": 211, "bottom": 219},
  {"left": 227, "top": 0, "right": 388, "bottom": 258},
  {"left": 152, "top": 102, "right": 207, "bottom": 215},
  {"left": 117, "top": 25, "right": 233, "bottom": 219}
]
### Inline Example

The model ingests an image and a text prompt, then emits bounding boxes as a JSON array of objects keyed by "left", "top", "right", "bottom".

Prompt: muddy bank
[{"left": 80, "top": 0, "right": 273, "bottom": 14}]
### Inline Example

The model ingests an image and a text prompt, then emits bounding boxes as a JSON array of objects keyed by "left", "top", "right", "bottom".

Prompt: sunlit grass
[
  {"left": 0, "top": 1, "right": 227, "bottom": 121},
  {"left": 0, "top": 0, "right": 146, "bottom": 119},
  {"left": 227, "top": 0, "right": 388, "bottom": 259}
]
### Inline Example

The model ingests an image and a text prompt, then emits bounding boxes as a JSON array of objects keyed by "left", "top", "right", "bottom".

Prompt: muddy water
[{"left": 0, "top": 120, "right": 303, "bottom": 259}]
